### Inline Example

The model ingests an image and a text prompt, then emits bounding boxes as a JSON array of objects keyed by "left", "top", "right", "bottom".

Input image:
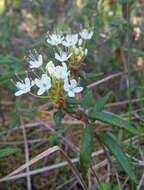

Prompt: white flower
[
  {"left": 55, "top": 51, "right": 72, "bottom": 62},
  {"left": 29, "top": 54, "right": 43, "bottom": 68},
  {"left": 47, "top": 34, "right": 64, "bottom": 46},
  {"left": 35, "top": 74, "right": 51, "bottom": 95},
  {"left": 15, "top": 78, "right": 32, "bottom": 96},
  {"left": 46, "top": 61, "right": 55, "bottom": 76},
  {"left": 64, "top": 79, "right": 83, "bottom": 97},
  {"left": 55, "top": 62, "right": 70, "bottom": 79},
  {"left": 62, "top": 34, "right": 78, "bottom": 47},
  {"left": 79, "top": 29, "right": 93, "bottom": 40}
]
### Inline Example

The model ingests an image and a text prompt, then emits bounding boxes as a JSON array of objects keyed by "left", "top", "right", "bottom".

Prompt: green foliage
[
  {"left": 0, "top": 0, "right": 143, "bottom": 189},
  {"left": 81, "top": 90, "right": 95, "bottom": 110},
  {"left": 98, "top": 132, "right": 138, "bottom": 184},
  {"left": 0, "top": 148, "right": 18, "bottom": 158},
  {"left": 88, "top": 111, "right": 140, "bottom": 135},
  {"left": 9, "top": 115, "right": 19, "bottom": 128},
  {"left": 7, "top": 101, "right": 37, "bottom": 128},
  {"left": 85, "top": 72, "right": 103, "bottom": 79},
  {"left": 67, "top": 97, "right": 81, "bottom": 104},
  {"left": 98, "top": 183, "right": 111, "bottom": 190},
  {"left": 80, "top": 125, "right": 93, "bottom": 176},
  {"left": 49, "top": 129, "right": 64, "bottom": 146},
  {"left": 98, "top": 184, "right": 120, "bottom": 190},
  {"left": 93, "top": 91, "right": 112, "bottom": 112},
  {"left": 22, "top": 107, "right": 38, "bottom": 118},
  {"left": 53, "top": 109, "right": 65, "bottom": 126}
]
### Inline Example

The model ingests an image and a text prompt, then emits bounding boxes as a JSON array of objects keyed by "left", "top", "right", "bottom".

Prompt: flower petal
[
  {"left": 73, "top": 87, "right": 83, "bottom": 93},
  {"left": 68, "top": 90, "right": 75, "bottom": 97},
  {"left": 15, "top": 90, "right": 25, "bottom": 96},
  {"left": 35, "top": 78, "right": 41, "bottom": 88},
  {"left": 37, "top": 87, "right": 45, "bottom": 95},
  {"left": 70, "top": 79, "right": 77, "bottom": 88},
  {"left": 25, "top": 78, "right": 30, "bottom": 86}
]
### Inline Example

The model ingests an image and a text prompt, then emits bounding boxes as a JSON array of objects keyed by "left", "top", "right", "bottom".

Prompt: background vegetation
[{"left": 0, "top": 0, "right": 144, "bottom": 189}]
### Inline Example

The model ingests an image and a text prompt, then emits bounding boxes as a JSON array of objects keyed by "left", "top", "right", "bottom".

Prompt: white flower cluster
[
  {"left": 15, "top": 29, "right": 93, "bottom": 100},
  {"left": 15, "top": 57, "right": 83, "bottom": 98},
  {"left": 47, "top": 29, "right": 93, "bottom": 47}
]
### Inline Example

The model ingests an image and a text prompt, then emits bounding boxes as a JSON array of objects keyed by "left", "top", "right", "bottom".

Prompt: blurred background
[{"left": 0, "top": 0, "right": 144, "bottom": 189}]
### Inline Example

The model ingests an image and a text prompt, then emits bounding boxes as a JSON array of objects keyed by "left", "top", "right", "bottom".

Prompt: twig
[
  {"left": 55, "top": 177, "right": 76, "bottom": 190},
  {"left": 0, "top": 146, "right": 88, "bottom": 190},
  {"left": 0, "top": 120, "right": 83, "bottom": 136},
  {"left": 0, "top": 149, "right": 104, "bottom": 182},
  {"left": 121, "top": 176, "right": 129, "bottom": 190},
  {"left": 94, "top": 133, "right": 121, "bottom": 190},
  {"left": 105, "top": 97, "right": 144, "bottom": 108},
  {"left": 20, "top": 117, "right": 32, "bottom": 190},
  {"left": 41, "top": 122, "right": 80, "bottom": 154},
  {"left": 87, "top": 72, "right": 123, "bottom": 88},
  {"left": 87, "top": 68, "right": 143, "bottom": 89},
  {"left": 0, "top": 138, "right": 50, "bottom": 145},
  {"left": 0, "top": 122, "right": 43, "bottom": 136},
  {"left": 137, "top": 171, "right": 144, "bottom": 190},
  {"left": 0, "top": 101, "right": 14, "bottom": 105}
]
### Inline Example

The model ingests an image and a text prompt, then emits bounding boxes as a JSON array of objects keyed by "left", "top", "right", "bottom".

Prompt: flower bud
[
  {"left": 78, "top": 38, "right": 83, "bottom": 46},
  {"left": 79, "top": 47, "right": 84, "bottom": 57},
  {"left": 84, "top": 49, "right": 88, "bottom": 56},
  {"left": 74, "top": 47, "right": 79, "bottom": 55},
  {"left": 77, "top": 55, "right": 81, "bottom": 62}
]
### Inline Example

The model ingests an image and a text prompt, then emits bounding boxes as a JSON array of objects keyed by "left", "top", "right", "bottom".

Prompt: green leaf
[
  {"left": 6, "top": 111, "right": 16, "bottom": 116},
  {"left": 77, "top": 68, "right": 86, "bottom": 79},
  {"left": 0, "top": 71, "right": 26, "bottom": 83},
  {"left": 67, "top": 97, "right": 81, "bottom": 104},
  {"left": 16, "top": 101, "right": 21, "bottom": 112},
  {"left": 47, "top": 104, "right": 54, "bottom": 111},
  {"left": 80, "top": 125, "right": 93, "bottom": 176},
  {"left": 85, "top": 72, "right": 103, "bottom": 79},
  {"left": 88, "top": 111, "right": 140, "bottom": 135},
  {"left": 10, "top": 115, "right": 19, "bottom": 128},
  {"left": 98, "top": 183, "right": 111, "bottom": 190},
  {"left": 53, "top": 109, "right": 65, "bottom": 126},
  {"left": 113, "top": 184, "right": 120, "bottom": 190},
  {"left": 22, "top": 111, "right": 36, "bottom": 118},
  {"left": 65, "top": 106, "right": 76, "bottom": 114},
  {"left": 93, "top": 91, "right": 112, "bottom": 112},
  {"left": 132, "top": 48, "right": 144, "bottom": 57},
  {"left": 81, "top": 90, "right": 95, "bottom": 110},
  {"left": 98, "top": 132, "right": 138, "bottom": 184},
  {"left": 118, "top": 129, "right": 123, "bottom": 142},
  {"left": 0, "top": 148, "right": 18, "bottom": 158}
]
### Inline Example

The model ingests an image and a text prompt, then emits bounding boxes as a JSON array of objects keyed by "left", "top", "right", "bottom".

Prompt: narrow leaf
[
  {"left": 67, "top": 97, "right": 81, "bottom": 104},
  {"left": 0, "top": 148, "right": 18, "bottom": 158},
  {"left": 88, "top": 111, "right": 140, "bottom": 135},
  {"left": 80, "top": 125, "right": 93, "bottom": 176},
  {"left": 81, "top": 90, "right": 95, "bottom": 110},
  {"left": 98, "top": 183, "right": 111, "bottom": 190},
  {"left": 16, "top": 101, "right": 21, "bottom": 112},
  {"left": 53, "top": 109, "right": 65, "bottom": 126},
  {"left": 10, "top": 115, "right": 19, "bottom": 128},
  {"left": 85, "top": 72, "right": 103, "bottom": 79},
  {"left": 22, "top": 111, "right": 36, "bottom": 118},
  {"left": 47, "top": 104, "right": 54, "bottom": 111},
  {"left": 98, "top": 132, "right": 138, "bottom": 184},
  {"left": 77, "top": 68, "right": 86, "bottom": 79},
  {"left": 93, "top": 91, "right": 112, "bottom": 112},
  {"left": 0, "top": 71, "right": 26, "bottom": 83}
]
